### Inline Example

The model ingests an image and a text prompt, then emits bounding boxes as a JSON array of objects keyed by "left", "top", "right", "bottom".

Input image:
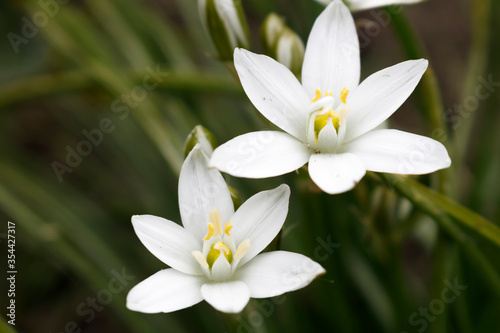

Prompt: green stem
[
  {"left": 375, "top": 173, "right": 500, "bottom": 297},
  {"left": 376, "top": 173, "right": 500, "bottom": 246},
  {"left": 391, "top": 9, "right": 451, "bottom": 195},
  {"left": 0, "top": 70, "right": 241, "bottom": 111},
  {"left": 452, "top": 0, "right": 492, "bottom": 200},
  {"left": 0, "top": 185, "right": 166, "bottom": 333}
]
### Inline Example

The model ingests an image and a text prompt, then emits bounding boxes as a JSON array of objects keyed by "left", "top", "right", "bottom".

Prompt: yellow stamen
[
  {"left": 224, "top": 222, "right": 233, "bottom": 236},
  {"left": 340, "top": 87, "right": 349, "bottom": 104},
  {"left": 192, "top": 250, "right": 209, "bottom": 269},
  {"left": 234, "top": 239, "right": 251, "bottom": 261},
  {"left": 204, "top": 223, "right": 215, "bottom": 241},
  {"left": 311, "top": 88, "right": 322, "bottom": 102},
  {"left": 326, "top": 90, "right": 333, "bottom": 97},
  {"left": 209, "top": 208, "right": 223, "bottom": 237}
]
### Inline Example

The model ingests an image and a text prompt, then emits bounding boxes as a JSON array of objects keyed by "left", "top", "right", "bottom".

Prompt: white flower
[
  {"left": 315, "top": 0, "right": 423, "bottom": 11},
  {"left": 209, "top": 0, "right": 450, "bottom": 195},
  {"left": 126, "top": 146, "right": 325, "bottom": 314}
]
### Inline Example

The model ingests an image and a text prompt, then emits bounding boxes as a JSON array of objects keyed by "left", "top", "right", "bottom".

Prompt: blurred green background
[{"left": 1, "top": 0, "right": 499, "bottom": 332}]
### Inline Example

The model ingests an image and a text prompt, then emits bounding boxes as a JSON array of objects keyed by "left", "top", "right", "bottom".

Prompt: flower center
[
  {"left": 310, "top": 87, "right": 350, "bottom": 143},
  {"left": 206, "top": 241, "right": 233, "bottom": 268},
  {"left": 191, "top": 207, "right": 251, "bottom": 280}
]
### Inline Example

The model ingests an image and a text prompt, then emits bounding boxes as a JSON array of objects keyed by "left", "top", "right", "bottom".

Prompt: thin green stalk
[
  {"left": 391, "top": 10, "right": 447, "bottom": 142},
  {"left": 109, "top": 0, "right": 195, "bottom": 71},
  {"left": 428, "top": 233, "right": 455, "bottom": 333},
  {"left": 0, "top": 69, "right": 241, "bottom": 111},
  {"left": 391, "top": 10, "right": 451, "bottom": 195},
  {"left": 0, "top": 163, "right": 124, "bottom": 273},
  {"left": 87, "top": 0, "right": 153, "bottom": 69},
  {"left": 452, "top": 0, "right": 492, "bottom": 200},
  {"left": 28, "top": 4, "right": 185, "bottom": 174},
  {"left": 0, "top": 185, "right": 168, "bottom": 333},
  {"left": 376, "top": 174, "right": 500, "bottom": 246},
  {"left": 375, "top": 173, "right": 500, "bottom": 297},
  {"left": 454, "top": 257, "right": 474, "bottom": 333}
]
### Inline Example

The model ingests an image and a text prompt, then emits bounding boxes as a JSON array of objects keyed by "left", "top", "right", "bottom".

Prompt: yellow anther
[
  {"left": 224, "top": 222, "right": 233, "bottom": 236},
  {"left": 311, "top": 88, "right": 322, "bottom": 102},
  {"left": 326, "top": 90, "right": 333, "bottom": 97},
  {"left": 204, "top": 223, "right": 215, "bottom": 241},
  {"left": 340, "top": 87, "right": 349, "bottom": 104}
]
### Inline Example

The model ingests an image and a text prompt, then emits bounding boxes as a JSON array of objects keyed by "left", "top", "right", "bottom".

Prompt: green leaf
[{"left": 378, "top": 173, "right": 500, "bottom": 247}]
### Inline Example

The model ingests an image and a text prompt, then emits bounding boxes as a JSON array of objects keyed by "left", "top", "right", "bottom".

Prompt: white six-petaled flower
[
  {"left": 209, "top": 0, "right": 450, "bottom": 195},
  {"left": 126, "top": 146, "right": 325, "bottom": 314}
]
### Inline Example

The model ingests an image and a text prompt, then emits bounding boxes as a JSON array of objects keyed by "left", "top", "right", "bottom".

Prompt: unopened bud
[
  {"left": 184, "top": 125, "right": 218, "bottom": 158},
  {"left": 261, "top": 14, "right": 305, "bottom": 77},
  {"left": 261, "top": 14, "right": 286, "bottom": 55},
  {"left": 199, "top": 0, "right": 250, "bottom": 61}
]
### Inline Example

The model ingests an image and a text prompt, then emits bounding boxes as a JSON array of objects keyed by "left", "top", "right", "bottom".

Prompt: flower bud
[
  {"left": 184, "top": 125, "right": 218, "bottom": 158},
  {"left": 260, "top": 14, "right": 286, "bottom": 55},
  {"left": 261, "top": 14, "right": 305, "bottom": 77},
  {"left": 199, "top": 0, "right": 250, "bottom": 61}
]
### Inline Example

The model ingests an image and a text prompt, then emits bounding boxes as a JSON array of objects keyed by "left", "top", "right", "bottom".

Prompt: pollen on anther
[
  {"left": 204, "top": 223, "right": 215, "bottom": 241},
  {"left": 224, "top": 222, "right": 233, "bottom": 236},
  {"left": 340, "top": 87, "right": 349, "bottom": 104},
  {"left": 311, "top": 89, "right": 322, "bottom": 102}
]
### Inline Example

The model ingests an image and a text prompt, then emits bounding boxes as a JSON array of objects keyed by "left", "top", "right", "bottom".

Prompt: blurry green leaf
[{"left": 379, "top": 174, "right": 500, "bottom": 246}]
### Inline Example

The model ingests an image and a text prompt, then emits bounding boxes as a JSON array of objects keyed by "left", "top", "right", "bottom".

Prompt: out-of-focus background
[{"left": 1, "top": 0, "right": 499, "bottom": 332}]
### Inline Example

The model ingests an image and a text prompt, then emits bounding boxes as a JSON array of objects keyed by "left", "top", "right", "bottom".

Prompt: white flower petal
[
  {"left": 302, "top": 0, "right": 360, "bottom": 99},
  {"left": 344, "top": 59, "right": 428, "bottom": 142},
  {"left": 210, "top": 131, "right": 311, "bottom": 178},
  {"left": 317, "top": 120, "right": 339, "bottom": 153},
  {"left": 347, "top": 0, "right": 422, "bottom": 12},
  {"left": 314, "top": 0, "right": 422, "bottom": 11},
  {"left": 132, "top": 215, "right": 202, "bottom": 275},
  {"left": 211, "top": 255, "right": 232, "bottom": 281},
  {"left": 201, "top": 281, "right": 251, "bottom": 313},
  {"left": 229, "top": 184, "right": 290, "bottom": 266},
  {"left": 179, "top": 146, "right": 234, "bottom": 241},
  {"left": 234, "top": 48, "right": 310, "bottom": 140},
  {"left": 344, "top": 129, "right": 451, "bottom": 174},
  {"left": 308, "top": 153, "right": 366, "bottom": 194},
  {"left": 236, "top": 251, "right": 325, "bottom": 298},
  {"left": 127, "top": 269, "right": 204, "bottom": 313}
]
